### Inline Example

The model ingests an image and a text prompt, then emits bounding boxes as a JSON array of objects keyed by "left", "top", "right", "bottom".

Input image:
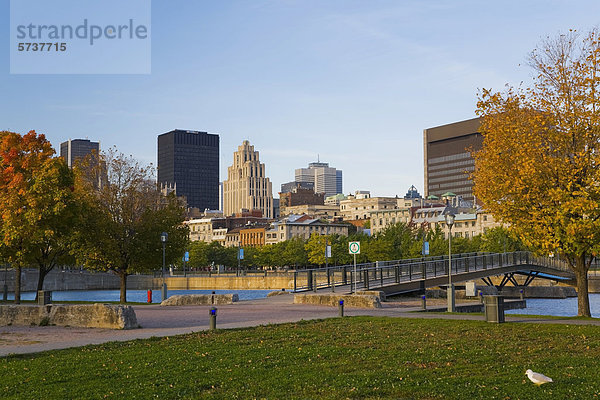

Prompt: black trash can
[
  {"left": 484, "top": 295, "right": 505, "bottom": 323},
  {"left": 37, "top": 290, "right": 52, "bottom": 305}
]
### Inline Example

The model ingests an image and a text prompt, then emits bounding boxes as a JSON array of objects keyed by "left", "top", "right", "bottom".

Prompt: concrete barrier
[
  {"left": 160, "top": 294, "right": 239, "bottom": 306},
  {"left": 294, "top": 293, "right": 382, "bottom": 308},
  {"left": 499, "top": 286, "right": 576, "bottom": 298},
  {"left": 0, "top": 304, "right": 138, "bottom": 329}
]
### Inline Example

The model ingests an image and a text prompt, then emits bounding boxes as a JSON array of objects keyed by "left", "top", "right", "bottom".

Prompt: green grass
[{"left": 2, "top": 317, "right": 600, "bottom": 399}]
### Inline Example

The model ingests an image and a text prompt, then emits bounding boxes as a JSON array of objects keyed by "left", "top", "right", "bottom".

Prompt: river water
[{"left": 6, "top": 289, "right": 272, "bottom": 303}]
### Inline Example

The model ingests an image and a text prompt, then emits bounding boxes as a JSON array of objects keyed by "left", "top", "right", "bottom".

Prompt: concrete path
[{"left": 2, "top": 294, "right": 599, "bottom": 357}]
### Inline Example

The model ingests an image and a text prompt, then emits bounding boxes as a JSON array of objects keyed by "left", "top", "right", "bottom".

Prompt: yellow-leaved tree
[{"left": 474, "top": 29, "right": 600, "bottom": 317}]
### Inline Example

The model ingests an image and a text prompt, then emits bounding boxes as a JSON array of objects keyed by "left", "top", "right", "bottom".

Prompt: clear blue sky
[{"left": 2, "top": 0, "right": 600, "bottom": 197}]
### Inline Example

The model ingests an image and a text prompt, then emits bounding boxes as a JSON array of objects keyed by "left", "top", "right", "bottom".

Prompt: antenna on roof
[{"left": 317, "top": 154, "right": 320, "bottom": 163}]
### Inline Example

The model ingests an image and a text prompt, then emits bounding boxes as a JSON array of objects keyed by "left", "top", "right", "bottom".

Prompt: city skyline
[{"left": 2, "top": 1, "right": 600, "bottom": 196}]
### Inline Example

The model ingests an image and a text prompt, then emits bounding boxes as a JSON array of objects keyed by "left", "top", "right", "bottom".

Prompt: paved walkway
[{"left": 2, "top": 294, "right": 599, "bottom": 357}]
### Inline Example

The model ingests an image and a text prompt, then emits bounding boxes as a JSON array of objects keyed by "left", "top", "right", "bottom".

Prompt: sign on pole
[
  {"left": 326, "top": 245, "right": 331, "bottom": 258},
  {"left": 238, "top": 248, "right": 244, "bottom": 260},
  {"left": 184, "top": 251, "right": 189, "bottom": 262},
  {"left": 349, "top": 241, "right": 360, "bottom": 255},
  {"left": 422, "top": 241, "right": 429, "bottom": 256}
]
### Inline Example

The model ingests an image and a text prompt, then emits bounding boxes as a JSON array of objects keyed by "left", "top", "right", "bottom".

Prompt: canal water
[
  {"left": 6, "top": 289, "right": 272, "bottom": 303},
  {"left": 505, "top": 293, "right": 600, "bottom": 318}
]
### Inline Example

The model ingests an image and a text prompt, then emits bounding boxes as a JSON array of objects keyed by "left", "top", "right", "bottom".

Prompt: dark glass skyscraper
[
  {"left": 157, "top": 130, "right": 219, "bottom": 210},
  {"left": 60, "top": 139, "right": 100, "bottom": 167}
]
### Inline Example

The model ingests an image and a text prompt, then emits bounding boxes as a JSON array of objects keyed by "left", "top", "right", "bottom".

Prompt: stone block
[
  {"left": 0, "top": 304, "right": 138, "bottom": 330},
  {"left": 293, "top": 293, "right": 382, "bottom": 308},
  {"left": 160, "top": 294, "right": 239, "bottom": 306}
]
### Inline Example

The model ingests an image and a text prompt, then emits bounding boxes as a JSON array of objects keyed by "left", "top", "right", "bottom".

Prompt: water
[
  {"left": 505, "top": 293, "right": 600, "bottom": 318},
  {"left": 6, "top": 289, "right": 272, "bottom": 303}
]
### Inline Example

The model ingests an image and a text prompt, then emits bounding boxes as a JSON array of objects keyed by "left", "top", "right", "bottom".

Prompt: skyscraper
[
  {"left": 223, "top": 140, "right": 273, "bottom": 218},
  {"left": 157, "top": 129, "right": 219, "bottom": 210},
  {"left": 295, "top": 162, "right": 342, "bottom": 198},
  {"left": 60, "top": 139, "right": 100, "bottom": 167},
  {"left": 423, "top": 117, "right": 482, "bottom": 203}
]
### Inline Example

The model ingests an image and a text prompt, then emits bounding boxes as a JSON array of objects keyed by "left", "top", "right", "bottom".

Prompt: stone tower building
[{"left": 223, "top": 140, "right": 273, "bottom": 218}]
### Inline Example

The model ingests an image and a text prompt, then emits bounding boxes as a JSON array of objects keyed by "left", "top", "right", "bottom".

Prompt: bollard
[
  {"left": 147, "top": 289, "right": 152, "bottom": 303},
  {"left": 479, "top": 290, "right": 484, "bottom": 304},
  {"left": 209, "top": 307, "right": 217, "bottom": 330},
  {"left": 338, "top": 299, "right": 344, "bottom": 317},
  {"left": 211, "top": 291, "right": 215, "bottom": 305},
  {"left": 421, "top": 295, "right": 427, "bottom": 310},
  {"left": 519, "top": 289, "right": 524, "bottom": 301},
  {"left": 161, "top": 283, "right": 168, "bottom": 302}
]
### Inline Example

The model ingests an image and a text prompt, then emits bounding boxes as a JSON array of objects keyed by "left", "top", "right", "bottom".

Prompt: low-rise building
[
  {"left": 240, "top": 226, "right": 268, "bottom": 247},
  {"left": 272, "top": 215, "right": 351, "bottom": 242},
  {"left": 279, "top": 204, "right": 341, "bottom": 219},
  {"left": 340, "top": 191, "right": 398, "bottom": 221}
]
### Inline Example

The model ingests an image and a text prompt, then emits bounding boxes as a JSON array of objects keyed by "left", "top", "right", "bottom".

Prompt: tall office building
[
  {"left": 294, "top": 162, "right": 342, "bottom": 198},
  {"left": 423, "top": 117, "right": 483, "bottom": 203},
  {"left": 223, "top": 140, "right": 273, "bottom": 218},
  {"left": 60, "top": 139, "right": 100, "bottom": 167},
  {"left": 157, "top": 129, "right": 219, "bottom": 210}
]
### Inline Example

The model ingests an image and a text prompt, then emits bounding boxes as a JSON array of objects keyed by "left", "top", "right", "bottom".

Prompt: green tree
[
  {"left": 281, "top": 237, "right": 308, "bottom": 268},
  {"left": 73, "top": 149, "right": 188, "bottom": 303},
  {"left": 305, "top": 233, "right": 327, "bottom": 266},
  {"left": 480, "top": 227, "right": 526, "bottom": 253},
  {"left": 474, "top": 29, "right": 600, "bottom": 316}
]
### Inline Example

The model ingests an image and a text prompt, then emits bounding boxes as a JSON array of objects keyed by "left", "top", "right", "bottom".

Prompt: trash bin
[
  {"left": 37, "top": 290, "right": 52, "bottom": 305},
  {"left": 484, "top": 295, "right": 505, "bottom": 323}
]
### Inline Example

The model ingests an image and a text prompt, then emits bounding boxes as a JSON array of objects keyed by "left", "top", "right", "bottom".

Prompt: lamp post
[
  {"left": 160, "top": 232, "right": 168, "bottom": 301},
  {"left": 445, "top": 212, "right": 456, "bottom": 312},
  {"left": 3, "top": 264, "right": 8, "bottom": 301}
]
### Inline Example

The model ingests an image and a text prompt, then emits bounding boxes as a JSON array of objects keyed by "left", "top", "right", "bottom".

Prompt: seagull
[{"left": 526, "top": 369, "right": 553, "bottom": 386}]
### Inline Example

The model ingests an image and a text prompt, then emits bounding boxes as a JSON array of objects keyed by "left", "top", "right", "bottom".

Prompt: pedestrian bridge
[{"left": 292, "top": 251, "right": 576, "bottom": 295}]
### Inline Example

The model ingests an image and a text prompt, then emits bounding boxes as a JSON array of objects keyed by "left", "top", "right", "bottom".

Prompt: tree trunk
[
  {"left": 119, "top": 272, "right": 127, "bottom": 303},
  {"left": 35, "top": 265, "right": 50, "bottom": 301},
  {"left": 574, "top": 254, "right": 591, "bottom": 317},
  {"left": 14, "top": 265, "right": 21, "bottom": 304}
]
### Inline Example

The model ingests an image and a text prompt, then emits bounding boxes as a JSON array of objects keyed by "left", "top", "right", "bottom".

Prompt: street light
[
  {"left": 160, "top": 232, "right": 168, "bottom": 301},
  {"left": 445, "top": 211, "right": 456, "bottom": 312}
]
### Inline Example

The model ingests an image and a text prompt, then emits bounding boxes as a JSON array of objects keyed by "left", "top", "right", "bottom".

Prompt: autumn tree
[
  {"left": 0, "top": 131, "right": 78, "bottom": 303},
  {"left": 73, "top": 149, "right": 188, "bottom": 303},
  {"left": 474, "top": 29, "right": 600, "bottom": 316}
]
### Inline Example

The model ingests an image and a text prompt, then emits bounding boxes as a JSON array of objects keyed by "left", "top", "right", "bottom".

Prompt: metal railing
[{"left": 292, "top": 251, "right": 574, "bottom": 292}]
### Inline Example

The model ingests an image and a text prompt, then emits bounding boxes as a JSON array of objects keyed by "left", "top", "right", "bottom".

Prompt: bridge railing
[{"left": 292, "top": 251, "right": 573, "bottom": 292}]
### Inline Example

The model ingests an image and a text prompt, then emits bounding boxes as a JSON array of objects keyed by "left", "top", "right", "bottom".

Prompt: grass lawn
[{"left": 2, "top": 316, "right": 600, "bottom": 399}]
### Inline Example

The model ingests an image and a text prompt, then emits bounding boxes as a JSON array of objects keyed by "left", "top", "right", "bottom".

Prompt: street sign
[
  {"left": 326, "top": 245, "right": 331, "bottom": 258},
  {"left": 349, "top": 241, "right": 360, "bottom": 254},
  {"left": 422, "top": 241, "right": 429, "bottom": 256},
  {"left": 238, "top": 248, "right": 244, "bottom": 260},
  {"left": 184, "top": 251, "right": 189, "bottom": 262}
]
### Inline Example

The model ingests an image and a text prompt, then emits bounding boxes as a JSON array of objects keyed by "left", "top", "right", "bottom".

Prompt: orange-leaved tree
[
  {"left": 474, "top": 29, "right": 600, "bottom": 316},
  {"left": 0, "top": 130, "right": 77, "bottom": 303}
]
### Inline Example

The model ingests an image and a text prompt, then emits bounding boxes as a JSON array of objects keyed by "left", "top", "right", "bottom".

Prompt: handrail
[{"left": 292, "top": 251, "right": 575, "bottom": 292}]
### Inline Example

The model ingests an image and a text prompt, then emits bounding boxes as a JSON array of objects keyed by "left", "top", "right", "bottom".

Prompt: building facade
[
  {"left": 60, "top": 139, "right": 100, "bottom": 167},
  {"left": 295, "top": 162, "right": 342, "bottom": 197},
  {"left": 423, "top": 118, "right": 482, "bottom": 204},
  {"left": 279, "top": 186, "right": 324, "bottom": 208},
  {"left": 157, "top": 129, "right": 220, "bottom": 210},
  {"left": 340, "top": 191, "right": 399, "bottom": 221},
  {"left": 223, "top": 140, "right": 273, "bottom": 218}
]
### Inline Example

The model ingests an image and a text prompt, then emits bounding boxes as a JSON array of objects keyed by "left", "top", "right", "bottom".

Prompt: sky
[{"left": 2, "top": 0, "right": 600, "bottom": 198}]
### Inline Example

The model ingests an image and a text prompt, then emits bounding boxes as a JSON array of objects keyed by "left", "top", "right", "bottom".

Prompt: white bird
[{"left": 526, "top": 369, "right": 553, "bottom": 386}]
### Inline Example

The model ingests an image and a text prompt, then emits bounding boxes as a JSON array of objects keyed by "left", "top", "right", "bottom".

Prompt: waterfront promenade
[{"left": 2, "top": 293, "right": 600, "bottom": 357}]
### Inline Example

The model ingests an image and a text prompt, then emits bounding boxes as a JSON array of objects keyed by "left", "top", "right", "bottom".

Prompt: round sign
[{"left": 349, "top": 241, "right": 360, "bottom": 254}]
